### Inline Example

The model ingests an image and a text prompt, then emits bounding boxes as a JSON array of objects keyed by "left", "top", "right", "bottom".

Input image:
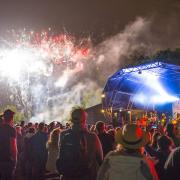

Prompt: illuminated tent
[{"left": 102, "top": 62, "right": 180, "bottom": 115}]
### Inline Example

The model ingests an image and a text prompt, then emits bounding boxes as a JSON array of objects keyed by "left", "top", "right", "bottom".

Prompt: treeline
[{"left": 126, "top": 48, "right": 180, "bottom": 67}]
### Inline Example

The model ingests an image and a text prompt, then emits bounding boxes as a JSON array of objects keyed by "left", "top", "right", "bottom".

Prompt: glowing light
[
  {"left": 101, "top": 109, "right": 105, "bottom": 113},
  {"left": 75, "top": 62, "right": 84, "bottom": 71},
  {"left": 0, "top": 29, "right": 92, "bottom": 122},
  {"left": 151, "top": 95, "right": 179, "bottom": 104},
  {"left": 0, "top": 47, "right": 55, "bottom": 81},
  {"left": 0, "top": 30, "right": 90, "bottom": 82},
  {"left": 55, "top": 70, "right": 72, "bottom": 88},
  {"left": 119, "top": 108, "right": 123, "bottom": 112},
  {"left": 101, "top": 94, "right": 106, "bottom": 98},
  {"left": 133, "top": 71, "right": 178, "bottom": 105},
  {"left": 172, "top": 120, "right": 177, "bottom": 125},
  {"left": 132, "top": 93, "right": 146, "bottom": 104},
  {"left": 0, "top": 48, "right": 30, "bottom": 80}
]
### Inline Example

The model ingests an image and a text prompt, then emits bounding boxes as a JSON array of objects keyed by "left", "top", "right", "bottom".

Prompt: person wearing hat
[
  {"left": 97, "top": 124, "right": 159, "bottom": 180},
  {"left": 56, "top": 107, "right": 103, "bottom": 180},
  {"left": 0, "top": 109, "right": 17, "bottom": 180}
]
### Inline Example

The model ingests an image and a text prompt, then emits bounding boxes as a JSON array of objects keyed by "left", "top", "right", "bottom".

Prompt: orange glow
[
  {"left": 101, "top": 109, "right": 105, "bottom": 113},
  {"left": 101, "top": 94, "right": 105, "bottom": 98},
  {"left": 172, "top": 120, "right": 177, "bottom": 125},
  {"left": 136, "top": 127, "right": 143, "bottom": 138}
]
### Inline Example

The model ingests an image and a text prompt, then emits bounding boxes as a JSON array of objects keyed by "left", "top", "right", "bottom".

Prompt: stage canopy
[{"left": 102, "top": 62, "right": 180, "bottom": 114}]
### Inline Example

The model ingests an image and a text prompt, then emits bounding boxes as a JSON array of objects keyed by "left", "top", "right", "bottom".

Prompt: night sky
[
  {"left": 0, "top": 0, "right": 179, "bottom": 118},
  {"left": 0, "top": 0, "right": 180, "bottom": 43}
]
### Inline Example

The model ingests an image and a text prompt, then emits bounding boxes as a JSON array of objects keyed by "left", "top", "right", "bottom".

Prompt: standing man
[
  {"left": 29, "top": 122, "right": 48, "bottom": 180},
  {"left": 0, "top": 109, "right": 17, "bottom": 180},
  {"left": 56, "top": 107, "right": 103, "bottom": 180},
  {"left": 95, "top": 121, "right": 114, "bottom": 157}
]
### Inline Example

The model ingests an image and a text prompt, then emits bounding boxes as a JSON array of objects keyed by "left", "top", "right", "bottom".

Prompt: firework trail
[{"left": 0, "top": 29, "right": 93, "bottom": 123}]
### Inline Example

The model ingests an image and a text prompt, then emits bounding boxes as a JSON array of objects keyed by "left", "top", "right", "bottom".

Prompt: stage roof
[{"left": 103, "top": 62, "right": 180, "bottom": 111}]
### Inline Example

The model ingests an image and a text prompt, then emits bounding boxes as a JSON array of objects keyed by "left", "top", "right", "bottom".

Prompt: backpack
[{"left": 56, "top": 129, "right": 89, "bottom": 178}]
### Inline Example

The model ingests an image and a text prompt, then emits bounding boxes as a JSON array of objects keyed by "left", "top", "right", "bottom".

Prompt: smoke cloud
[
  {"left": 29, "top": 17, "right": 152, "bottom": 123},
  {"left": 1, "top": 13, "right": 180, "bottom": 124}
]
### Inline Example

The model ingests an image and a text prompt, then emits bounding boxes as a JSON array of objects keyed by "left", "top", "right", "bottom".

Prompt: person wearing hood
[{"left": 97, "top": 124, "right": 159, "bottom": 180}]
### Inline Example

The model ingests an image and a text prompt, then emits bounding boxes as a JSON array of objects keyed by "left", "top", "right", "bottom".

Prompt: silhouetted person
[
  {"left": 164, "top": 147, "right": 180, "bottom": 180},
  {"left": 56, "top": 107, "right": 103, "bottom": 180},
  {"left": 165, "top": 123, "right": 180, "bottom": 147},
  {"left": 95, "top": 121, "right": 114, "bottom": 157},
  {"left": 0, "top": 109, "right": 17, "bottom": 180},
  {"left": 22, "top": 127, "right": 35, "bottom": 180},
  {"left": 29, "top": 122, "right": 48, "bottom": 180}
]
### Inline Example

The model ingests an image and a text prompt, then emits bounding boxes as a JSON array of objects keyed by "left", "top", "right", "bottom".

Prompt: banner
[{"left": 173, "top": 99, "right": 180, "bottom": 118}]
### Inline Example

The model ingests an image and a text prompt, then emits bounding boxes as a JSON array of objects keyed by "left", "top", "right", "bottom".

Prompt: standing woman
[
  {"left": 97, "top": 124, "right": 159, "bottom": 180},
  {"left": 46, "top": 128, "right": 61, "bottom": 180}
]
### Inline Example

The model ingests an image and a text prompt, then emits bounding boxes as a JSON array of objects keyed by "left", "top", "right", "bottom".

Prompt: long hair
[
  {"left": 166, "top": 124, "right": 175, "bottom": 138},
  {"left": 151, "top": 132, "right": 161, "bottom": 149},
  {"left": 47, "top": 128, "right": 60, "bottom": 149}
]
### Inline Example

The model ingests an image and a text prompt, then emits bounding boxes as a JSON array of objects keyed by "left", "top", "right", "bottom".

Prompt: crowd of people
[{"left": 0, "top": 108, "right": 180, "bottom": 180}]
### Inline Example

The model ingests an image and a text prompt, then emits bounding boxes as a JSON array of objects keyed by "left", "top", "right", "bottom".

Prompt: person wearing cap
[
  {"left": 57, "top": 107, "right": 103, "bottom": 180},
  {"left": 97, "top": 124, "right": 159, "bottom": 180},
  {"left": 0, "top": 109, "right": 17, "bottom": 180}
]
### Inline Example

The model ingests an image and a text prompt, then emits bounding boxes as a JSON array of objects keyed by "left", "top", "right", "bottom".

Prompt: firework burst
[
  {"left": 0, "top": 29, "right": 90, "bottom": 81},
  {"left": 0, "top": 29, "right": 92, "bottom": 122}
]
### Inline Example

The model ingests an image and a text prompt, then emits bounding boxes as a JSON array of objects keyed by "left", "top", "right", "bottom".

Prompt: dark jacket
[
  {"left": 98, "top": 132, "right": 114, "bottom": 157},
  {"left": 59, "top": 126, "right": 103, "bottom": 180},
  {"left": 29, "top": 131, "right": 48, "bottom": 164},
  {"left": 145, "top": 145, "right": 170, "bottom": 179}
]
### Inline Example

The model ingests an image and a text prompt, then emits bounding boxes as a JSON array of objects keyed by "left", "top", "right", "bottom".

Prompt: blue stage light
[
  {"left": 132, "top": 71, "right": 179, "bottom": 105},
  {"left": 103, "top": 62, "right": 180, "bottom": 115}
]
